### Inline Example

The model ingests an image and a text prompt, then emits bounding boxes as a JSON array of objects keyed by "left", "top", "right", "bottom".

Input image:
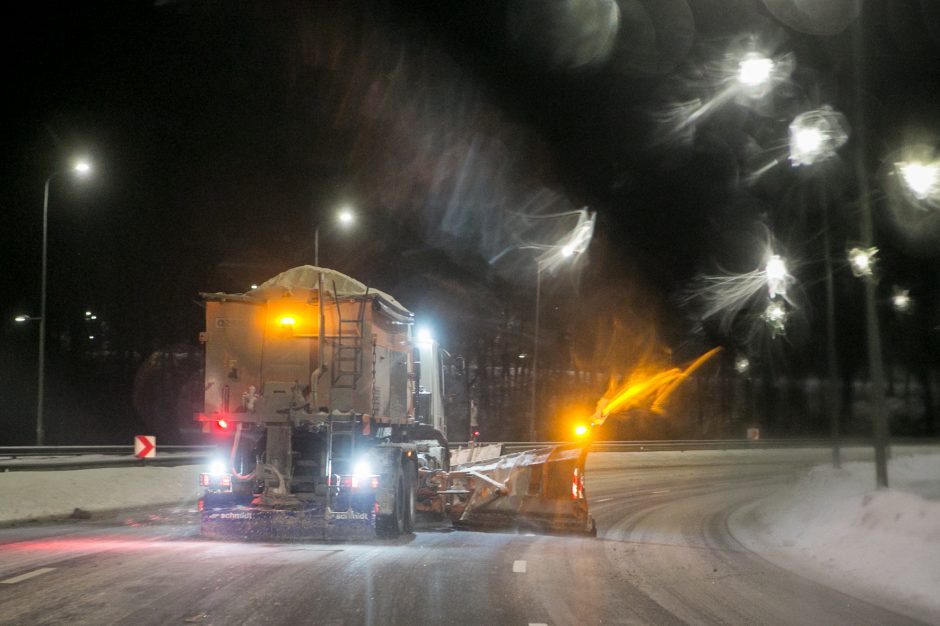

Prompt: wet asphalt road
[{"left": 0, "top": 449, "right": 931, "bottom": 625}]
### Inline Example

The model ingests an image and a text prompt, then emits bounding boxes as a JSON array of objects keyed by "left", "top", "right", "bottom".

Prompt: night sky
[{"left": 3, "top": 1, "right": 940, "bottom": 444}]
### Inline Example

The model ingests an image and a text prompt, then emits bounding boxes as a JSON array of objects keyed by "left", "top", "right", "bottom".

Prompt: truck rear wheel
[
  {"left": 403, "top": 465, "right": 416, "bottom": 533},
  {"left": 377, "top": 472, "right": 406, "bottom": 538}
]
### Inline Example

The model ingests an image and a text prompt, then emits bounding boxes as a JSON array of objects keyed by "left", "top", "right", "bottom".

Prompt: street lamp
[
  {"left": 34, "top": 157, "right": 94, "bottom": 445},
  {"left": 737, "top": 53, "right": 775, "bottom": 89},
  {"left": 787, "top": 106, "right": 849, "bottom": 468},
  {"left": 764, "top": 254, "right": 789, "bottom": 299},
  {"left": 788, "top": 107, "right": 848, "bottom": 167},
  {"left": 897, "top": 161, "right": 939, "bottom": 200},
  {"left": 314, "top": 205, "right": 356, "bottom": 267},
  {"left": 891, "top": 287, "right": 912, "bottom": 314},
  {"left": 530, "top": 209, "right": 596, "bottom": 441},
  {"left": 848, "top": 246, "right": 877, "bottom": 278}
]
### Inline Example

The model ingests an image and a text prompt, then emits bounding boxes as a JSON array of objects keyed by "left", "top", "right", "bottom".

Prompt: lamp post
[
  {"left": 35, "top": 157, "right": 93, "bottom": 445},
  {"left": 528, "top": 212, "right": 595, "bottom": 442},
  {"left": 531, "top": 259, "right": 543, "bottom": 442},
  {"left": 788, "top": 107, "right": 848, "bottom": 469}
]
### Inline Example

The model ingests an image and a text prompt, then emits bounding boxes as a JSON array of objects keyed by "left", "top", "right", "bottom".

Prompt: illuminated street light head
[
  {"left": 72, "top": 157, "right": 93, "bottom": 178},
  {"left": 764, "top": 254, "right": 789, "bottom": 298},
  {"left": 337, "top": 209, "right": 354, "bottom": 225},
  {"left": 788, "top": 106, "right": 849, "bottom": 167},
  {"left": 793, "top": 127, "right": 823, "bottom": 157},
  {"left": 737, "top": 53, "right": 774, "bottom": 88},
  {"left": 536, "top": 208, "right": 596, "bottom": 272},
  {"left": 847, "top": 246, "right": 877, "bottom": 278},
  {"left": 734, "top": 355, "right": 750, "bottom": 374},
  {"left": 896, "top": 160, "right": 940, "bottom": 201},
  {"left": 891, "top": 286, "right": 912, "bottom": 314}
]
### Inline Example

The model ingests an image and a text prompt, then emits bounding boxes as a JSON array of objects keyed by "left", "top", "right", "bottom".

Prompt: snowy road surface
[{"left": 0, "top": 447, "right": 936, "bottom": 625}]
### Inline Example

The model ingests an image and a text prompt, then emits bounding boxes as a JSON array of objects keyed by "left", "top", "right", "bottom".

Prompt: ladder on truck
[{"left": 331, "top": 284, "right": 366, "bottom": 389}]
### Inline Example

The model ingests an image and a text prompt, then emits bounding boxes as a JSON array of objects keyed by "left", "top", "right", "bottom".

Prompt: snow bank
[
  {"left": 0, "top": 465, "right": 203, "bottom": 524},
  {"left": 731, "top": 454, "right": 940, "bottom": 621}
]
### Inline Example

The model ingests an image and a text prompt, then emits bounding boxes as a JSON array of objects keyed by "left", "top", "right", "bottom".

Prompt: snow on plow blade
[
  {"left": 201, "top": 501, "right": 377, "bottom": 542},
  {"left": 450, "top": 443, "right": 596, "bottom": 535}
]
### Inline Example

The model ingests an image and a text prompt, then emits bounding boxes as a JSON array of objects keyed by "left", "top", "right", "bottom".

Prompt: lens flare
[
  {"left": 788, "top": 106, "right": 849, "bottom": 167},
  {"left": 590, "top": 347, "right": 722, "bottom": 427},
  {"left": 897, "top": 161, "right": 940, "bottom": 201}
]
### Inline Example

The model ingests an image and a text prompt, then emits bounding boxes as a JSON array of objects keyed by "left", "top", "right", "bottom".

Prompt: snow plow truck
[{"left": 195, "top": 265, "right": 595, "bottom": 541}]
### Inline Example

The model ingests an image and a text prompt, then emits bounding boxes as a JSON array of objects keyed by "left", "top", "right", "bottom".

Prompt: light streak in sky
[{"left": 589, "top": 347, "right": 722, "bottom": 427}]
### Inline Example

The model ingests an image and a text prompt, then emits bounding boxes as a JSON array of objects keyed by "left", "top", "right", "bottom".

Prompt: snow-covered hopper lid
[{"left": 202, "top": 265, "right": 413, "bottom": 321}]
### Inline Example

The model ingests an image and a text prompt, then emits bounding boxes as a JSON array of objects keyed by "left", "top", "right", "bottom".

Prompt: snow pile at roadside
[
  {"left": 731, "top": 454, "right": 940, "bottom": 618},
  {"left": 0, "top": 465, "right": 203, "bottom": 523}
]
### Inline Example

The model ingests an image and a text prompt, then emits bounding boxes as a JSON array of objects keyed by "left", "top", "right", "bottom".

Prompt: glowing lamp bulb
[
  {"left": 14, "top": 315, "right": 29, "bottom": 322},
  {"left": 337, "top": 208, "right": 355, "bottom": 225},
  {"left": 574, "top": 424, "right": 588, "bottom": 437},
  {"left": 217, "top": 419, "right": 229, "bottom": 429},
  {"left": 793, "top": 128, "right": 823, "bottom": 157},
  {"left": 279, "top": 316, "right": 296, "bottom": 326},
  {"left": 848, "top": 247, "right": 877, "bottom": 278},
  {"left": 765, "top": 254, "right": 789, "bottom": 298},
  {"left": 737, "top": 54, "right": 774, "bottom": 87},
  {"left": 898, "top": 161, "right": 939, "bottom": 199},
  {"left": 892, "top": 287, "right": 911, "bottom": 313},
  {"left": 73, "top": 159, "right": 93, "bottom": 176}
]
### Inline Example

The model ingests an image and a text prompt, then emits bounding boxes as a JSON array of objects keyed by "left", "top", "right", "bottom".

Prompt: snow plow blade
[
  {"left": 448, "top": 443, "right": 595, "bottom": 535},
  {"left": 200, "top": 500, "right": 377, "bottom": 542}
]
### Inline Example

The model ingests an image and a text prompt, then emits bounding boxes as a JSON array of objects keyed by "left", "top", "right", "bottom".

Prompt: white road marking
[
  {"left": 1, "top": 567, "right": 56, "bottom": 584},
  {"left": 650, "top": 489, "right": 670, "bottom": 494},
  {"left": 528, "top": 623, "right": 548, "bottom": 625},
  {"left": 513, "top": 560, "right": 527, "bottom": 573},
  {"left": 595, "top": 497, "right": 613, "bottom": 502}
]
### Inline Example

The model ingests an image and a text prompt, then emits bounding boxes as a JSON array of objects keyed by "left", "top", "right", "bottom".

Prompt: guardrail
[
  {"left": 3, "top": 439, "right": 937, "bottom": 472},
  {"left": 0, "top": 445, "right": 213, "bottom": 458},
  {"left": 450, "top": 438, "right": 940, "bottom": 454},
  {"left": 0, "top": 445, "right": 214, "bottom": 472}
]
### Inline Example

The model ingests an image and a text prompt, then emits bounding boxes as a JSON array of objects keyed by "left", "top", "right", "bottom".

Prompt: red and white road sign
[{"left": 134, "top": 435, "right": 156, "bottom": 458}]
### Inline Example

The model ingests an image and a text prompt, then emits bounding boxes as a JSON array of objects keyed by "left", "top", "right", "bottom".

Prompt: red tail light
[
  {"left": 199, "top": 473, "right": 210, "bottom": 487},
  {"left": 217, "top": 419, "right": 229, "bottom": 429}
]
